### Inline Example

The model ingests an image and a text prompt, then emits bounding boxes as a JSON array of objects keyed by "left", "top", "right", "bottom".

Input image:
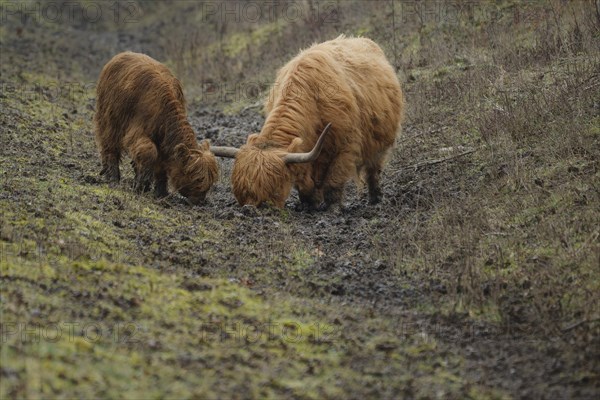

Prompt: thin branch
[
  {"left": 583, "top": 81, "right": 600, "bottom": 91},
  {"left": 484, "top": 232, "right": 509, "bottom": 237},
  {"left": 562, "top": 317, "right": 600, "bottom": 332},
  {"left": 240, "top": 102, "right": 262, "bottom": 113},
  {"left": 400, "top": 148, "right": 476, "bottom": 171}
]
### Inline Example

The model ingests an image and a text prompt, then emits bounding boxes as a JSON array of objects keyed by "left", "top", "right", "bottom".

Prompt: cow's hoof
[
  {"left": 241, "top": 204, "right": 259, "bottom": 216},
  {"left": 369, "top": 195, "right": 382, "bottom": 205},
  {"left": 315, "top": 202, "right": 331, "bottom": 212},
  {"left": 294, "top": 202, "right": 311, "bottom": 212}
]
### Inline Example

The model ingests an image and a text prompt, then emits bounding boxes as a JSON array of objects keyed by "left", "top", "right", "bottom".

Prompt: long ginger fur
[
  {"left": 231, "top": 36, "right": 404, "bottom": 209},
  {"left": 94, "top": 52, "right": 218, "bottom": 204},
  {"left": 232, "top": 35, "right": 404, "bottom": 208}
]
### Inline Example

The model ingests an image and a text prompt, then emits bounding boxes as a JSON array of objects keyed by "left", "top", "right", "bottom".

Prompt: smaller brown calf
[{"left": 94, "top": 52, "right": 218, "bottom": 204}]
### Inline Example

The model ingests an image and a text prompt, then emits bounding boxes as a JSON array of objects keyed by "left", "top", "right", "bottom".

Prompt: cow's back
[
  {"left": 321, "top": 37, "right": 404, "bottom": 149},
  {"left": 266, "top": 36, "right": 403, "bottom": 151}
]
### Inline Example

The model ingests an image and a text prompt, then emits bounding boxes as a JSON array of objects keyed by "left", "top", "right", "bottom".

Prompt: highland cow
[
  {"left": 211, "top": 36, "right": 404, "bottom": 209},
  {"left": 94, "top": 52, "right": 218, "bottom": 204}
]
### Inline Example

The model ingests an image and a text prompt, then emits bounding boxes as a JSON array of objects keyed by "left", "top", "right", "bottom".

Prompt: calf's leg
[
  {"left": 99, "top": 151, "right": 121, "bottom": 183},
  {"left": 97, "top": 128, "right": 121, "bottom": 183},
  {"left": 126, "top": 131, "right": 158, "bottom": 193},
  {"left": 154, "top": 167, "right": 168, "bottom": 199}
]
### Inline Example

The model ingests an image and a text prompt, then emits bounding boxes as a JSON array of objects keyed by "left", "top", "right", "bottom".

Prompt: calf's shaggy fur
[{"left": 94, "top": 52, "right": 218, "bottom": 204}]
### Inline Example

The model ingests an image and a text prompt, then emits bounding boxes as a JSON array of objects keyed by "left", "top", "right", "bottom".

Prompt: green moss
[
  {"left": 222, "top": 98, "right": 256, "bottom": 115},
  {"left": 64, "top": 211, "right": 130, "bottom": 255},
  {"left": 0, "top": 253, "right": 357, "bottom": 398},
  {"left": 288, "top": 248, "right": 314, "bottom": 271},
  {"left": 355, "top": 26, "right": 371, "bottom": 37},
  {"left": 1, "top": 239, "right": 505, "bottom": 398}
]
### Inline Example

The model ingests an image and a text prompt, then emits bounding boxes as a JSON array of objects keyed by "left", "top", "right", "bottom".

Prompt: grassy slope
[
  {"left": 0, "top": 79, "right": 504, "bottom": 398},
  {"left": 1, "top": 0, "right": 599, "bottom": 398}
]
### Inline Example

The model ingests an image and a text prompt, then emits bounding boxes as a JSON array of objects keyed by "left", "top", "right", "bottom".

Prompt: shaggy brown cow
[
  {"left": 212, "top": 36, "right": 404, "bottom": 209},
  {"left": 94, "top": 51, "right": 218, "bottom": 204}
]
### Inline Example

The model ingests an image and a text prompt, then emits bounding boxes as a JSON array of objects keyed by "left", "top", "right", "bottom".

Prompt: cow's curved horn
[
  {"left": 283, "top": 123, "right": 332, "bottom": 164},
  {"left": 210, "top": 146, "right": 240, "bottom": 158}
]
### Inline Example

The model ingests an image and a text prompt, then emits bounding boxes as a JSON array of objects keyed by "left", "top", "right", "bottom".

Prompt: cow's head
[
  {"left": 212, "top": 123, "right": 331, "bottom": 208},
  {"left": 171, "top": 140, "right": 219, "bottom": 205}
]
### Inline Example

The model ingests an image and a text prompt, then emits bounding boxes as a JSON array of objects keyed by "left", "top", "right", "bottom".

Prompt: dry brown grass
[{"left": 390, "top": 0, "right": 599, "bottom": 336}]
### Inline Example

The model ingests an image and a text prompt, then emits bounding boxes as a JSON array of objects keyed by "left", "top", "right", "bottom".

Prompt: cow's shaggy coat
[
  {"left": 221, "top": 36, "right": 404, "bottom": 209},
  {"left": 94, "top": 52, "right": 218, "bottom": 204}
]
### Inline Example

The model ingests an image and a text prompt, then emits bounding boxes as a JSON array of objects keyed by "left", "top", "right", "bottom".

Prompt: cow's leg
[
  {"left": 292, "top": 166, "right": 320, "bottom": 211},
  {"left": 296, "top": 187, "right": 324, "bottom": 211},
  {"left": 320, "top": 152, "right": 356, "bottom": 210},
  {"left": 126, "top": 131, "right": 158, "bottom": 193},
  {"left": 322, "top": 186, "right": 344, "bottom": 210},
  {"left": 295, "top": 181, "right": 317, "bottom": 211},
  {"left": 298, "top": 160, "right": 334, "bottom": 211},
  {"left": 366, "top": 166, "right": 383, "bottom": 204},
  {"left": 366, "top": 149, "right": 391, "bottom": 204}
]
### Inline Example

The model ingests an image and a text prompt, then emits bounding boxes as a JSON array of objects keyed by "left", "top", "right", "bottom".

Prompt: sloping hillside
[{"left": 1, "top": 1, "right": 598, "bottom": 398}]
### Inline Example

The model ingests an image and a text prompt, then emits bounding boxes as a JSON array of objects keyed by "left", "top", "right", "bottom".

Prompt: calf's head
[
  {"left": 212, "top": 123, "right": 331, "bottom": 208},
  {"left": 171, "top": 140, "right": 219, "bottom": 205}
]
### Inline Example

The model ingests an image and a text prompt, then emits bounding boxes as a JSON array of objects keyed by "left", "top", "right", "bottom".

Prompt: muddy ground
[{"left": 1, "top": 1, "right": 598, "bottom": 399}]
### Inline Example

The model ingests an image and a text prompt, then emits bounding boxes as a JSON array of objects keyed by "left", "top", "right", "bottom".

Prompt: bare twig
[
  {"left": 562, "top": 317, "right": 600, "bottom": 332},
  {"left": 583, "top": 81, "right": 600, "bottom": 91},
  {"left": 484, "top": 232, "right": 509, "bottom": 237},
  {"left": 240, "top": 102, "right": 262, "bottom": 113},
  {"left": 400, "top": 148, "right": 476, "bottom": 172}
]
